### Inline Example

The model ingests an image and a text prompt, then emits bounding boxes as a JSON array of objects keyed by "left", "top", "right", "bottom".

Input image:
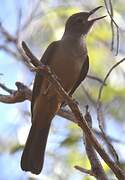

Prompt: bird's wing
[
  {"left": 69, "top": 55, "right": 89, "bottom": 96},
  {"left": 31, "top": 41, "right": 59, "bottom": 115}
]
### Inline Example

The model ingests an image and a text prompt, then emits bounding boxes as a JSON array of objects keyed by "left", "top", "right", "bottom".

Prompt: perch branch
[{"left": 75, "top": 106, "right": 108, "bottom": 179}]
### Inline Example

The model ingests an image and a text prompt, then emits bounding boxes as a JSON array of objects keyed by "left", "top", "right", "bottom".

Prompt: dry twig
[
  {"left": 97, "top": 58, "right": 125, "bottom": 165},
  {"left": 87, "top": 75, "right": 106, "bottom": 85},
  {"left": 0, "top": 82, "right": 31, "bottom": 103},
  {"left": 97, "top": 58, "right": 125, "bottom": 110},
  {"left": 104, "top": 0, "right": 120, "bottom": 55},
  {"left": 75, "top": 105, "right": 108, "bottom": 179}
]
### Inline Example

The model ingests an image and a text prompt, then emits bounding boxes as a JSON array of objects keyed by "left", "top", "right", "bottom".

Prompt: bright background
[{"left": 0, "top": 0, "right": 125, "bottom": 179}]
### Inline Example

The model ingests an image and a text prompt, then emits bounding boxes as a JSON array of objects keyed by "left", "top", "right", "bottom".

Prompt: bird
[{"left": 21, "top": 6, "right": 106, "bottom": 174}]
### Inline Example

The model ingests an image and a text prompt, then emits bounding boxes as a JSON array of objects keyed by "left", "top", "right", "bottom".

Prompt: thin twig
[
  {"left": 97, "top": 58, "right": 125, "bottom": 165},
  {"left": 104, "top": 0, "right": 120, "bottom": 55},
  {"left": 0, "top": 23, "right": 17, "bottom": 42},
  {"left": 83, "top": 106, "right": 108, "bottom": 179},
  {"left": 75, "top": 166, "right": 94, "bottom": 176},
  {"left": 21, "top": 0, "right": 41, "bottom": 30},
  {"left": 97, "top": 58, "right": 125, "bottom": 102},
  {"left": 109, "top": 0, "right": 115, "bottom": 51},
  {"left": 97, "top": 58, "right": 125, "bottom": 163},
  {"left": 99, "top": 125, "right": 119, "bottom": 164},
  {"left": 87, "top": 75, "right": 107, "bottom": 85},
  {"left": 0, "top": 82, "right": 31, "bottom": 103},
  {"left": 0, "top": 19, "right": 34, "bottom": 69},
  {"left": 21, "top": 41, "right": 40, "bottom": 66},
  {"left": 0, "top": 45, "right": 18, "bottom": 59},
  {"left": 16, "top": 6, "right": 22, "bottom": 38},
  {"left": 0, "top": 83, "right": 15, "bottom": 94}
]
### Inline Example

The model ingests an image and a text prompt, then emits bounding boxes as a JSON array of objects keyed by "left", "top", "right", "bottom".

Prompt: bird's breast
[{"left": 49, "top": 45, "right": 87, "bottom": 92}]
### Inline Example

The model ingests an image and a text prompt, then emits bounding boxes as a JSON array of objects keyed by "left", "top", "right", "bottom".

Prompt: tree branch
[
  {"left": 75, "top": 106, "right": 108, "bottom": 179},
  {"left": 104, "top": 0, "right": 120, "bottom": 55},
  {"left": 96, "top": 58, "right": 125, "bottom": 166},
  {"left": 0, "top": 82, "right": 31, "bottom": 103}
]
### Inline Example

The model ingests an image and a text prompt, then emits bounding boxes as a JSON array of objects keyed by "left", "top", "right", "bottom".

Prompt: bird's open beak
[{"left": 88, "top": 6, "right": 106, "bottom": 21}]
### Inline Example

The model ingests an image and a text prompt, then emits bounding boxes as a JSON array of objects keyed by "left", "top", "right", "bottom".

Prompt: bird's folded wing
[
  {"left": 69, "top": 55, "right": 89, "bottom": 96},
  {"left": 31, "top": 41, "right": 60, "bottom": 116}
]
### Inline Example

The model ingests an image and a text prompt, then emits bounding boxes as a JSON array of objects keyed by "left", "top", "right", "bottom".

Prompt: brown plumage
[{"left": 21, "top": 6, "right": 106, "bottom": 174}]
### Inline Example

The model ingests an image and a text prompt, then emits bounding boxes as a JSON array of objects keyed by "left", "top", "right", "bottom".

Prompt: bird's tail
[{"left": 21, "top": 122, "right": 50, "bottom": 174}]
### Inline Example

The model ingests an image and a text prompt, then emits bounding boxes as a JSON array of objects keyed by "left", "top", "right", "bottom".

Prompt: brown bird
[{"left": 21, "top": 6, "right": 106, "bottom": 174}]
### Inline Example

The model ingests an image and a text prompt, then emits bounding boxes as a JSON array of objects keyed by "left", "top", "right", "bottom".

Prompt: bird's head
[{"left": 64, "top": 6, "right": 106, "bottom": 36}]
